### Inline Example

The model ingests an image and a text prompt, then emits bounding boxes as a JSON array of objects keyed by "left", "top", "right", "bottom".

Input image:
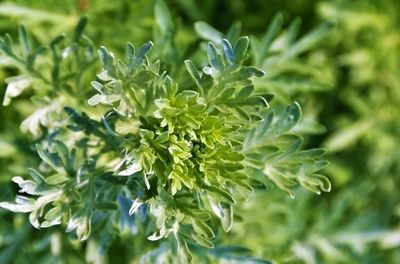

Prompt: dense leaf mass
[{"left": 0, "top": 12, "right": 330, "bottom": 263}]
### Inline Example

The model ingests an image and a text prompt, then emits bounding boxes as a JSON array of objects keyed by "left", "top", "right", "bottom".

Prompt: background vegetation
[{"left": 0, "top": 0, "right": 399, "bottom": 263}]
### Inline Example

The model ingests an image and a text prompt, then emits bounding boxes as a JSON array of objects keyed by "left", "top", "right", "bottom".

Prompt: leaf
[
  {"left": 91, "top": 81, "right": 104, "bottom": 93},
  {"left": 236, "top": 85, "right": 254, "bottom": 99},
  {"left": 129, "top": 198, "right": 143, "bottom": 215},
  {"left": 208, "top": 197, "right": 234, "bottom": 232},
  {"left": 324, "top": 120, "right": 372, "bottom": 152},
  {"left": 36, "top": 144, "right": 61, "bottom": 172},
  {"left": 18, "top": 24, "right": 30, "bottom": 55},
  {"left": 98, "top": 46, "right": 114, "bottom": 71},
  {"left": 207, "top": 42, "right": 225, "bottom": 73},
  {"left": 176, "top": 234, "right": 192, "bottom": 264},
  {"left": 27, "top": 168, "right": 45, "bottom": 184},
  {"left": 194, "top": 22, "right": 223, "bottom": 45},
  {"left": 226, "top": 21, "right": 242, "bottom": 43},
  {"left": 222, "top": 39, "right": 235, "bottom": 65},
  {"left": 233, "top": 36, "right": 249, "bottom": 61},
  {"left": 242, "top": 66, "right": 265, "bottom": 77},
  {"left": 284, "top": 22, "right": 332, "bottom": 59},
  {"left": 134, "top": 41, "right": 153, "bottom": 67},
  {"left": 73, "top": 16, "right": 88, "bottom": 42},
  {"left": 191, "top": 233, "right": 214, "bottom": 248},
  {"left": 235, "top": 106, "right": 251, "bottom": 121},
  {"left": 0, "top": 197, "right": 37, "bottom": 213},
  {"left": 118, "top": 161, "right": 142, "bottom": 176},
  {"left": 286, "top": 17, "right": 301, "bottom": 48},
  {"left": 192, "top": 218, "right": 215, "bottom": 238},
  {"left": 2, "top": 76, "right": 32, "bottom": 106},
  {"left": 274, "top": 102, "right": 302, "bottom": 134},
  {"left": 45, "top": 173, "right": 69, "bottom": 185},
  {"left": 126, "top": 42, "right": 135, "bottom": 69},
  {"left": 256, "top": 111, "right": 274, "bottom": 137},
  {"left": 259, "top": 13, "right": 283, "bottom": 58},
  {"left": 185, "top": 60, "right": 202, "bottom": 88},
  {"left": 155, "top": 0, "right": 173, "bottom": 33}
]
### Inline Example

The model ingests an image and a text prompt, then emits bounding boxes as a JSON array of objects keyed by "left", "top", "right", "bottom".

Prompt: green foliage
[
  {"left": 1, "top": 0, "right": 399, "bottom": 263},
  {"left": 0, "top": 3, "right": 331, "bottom": 262}
]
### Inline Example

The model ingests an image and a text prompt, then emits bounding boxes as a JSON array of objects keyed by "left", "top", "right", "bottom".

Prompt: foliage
[
  {"left": 0, "top": 2, "right": 330, "bottom": 263},
  {"left": 1, "top": 0, "right": 399, "bottom": 263}
]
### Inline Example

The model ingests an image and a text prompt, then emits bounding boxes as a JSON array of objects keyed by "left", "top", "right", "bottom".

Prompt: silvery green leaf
[
  {"left": 129, "top": 198, "right": 144, "bottom": 215},
  {"left": 36, "top": 144, "right": 61, "bottom": 172},
  {"left": 207, "top": 42, "right": 225, "bottom": 73},
  {"left": 191, "top": 233, "right": 214, "bottom": 248},
  {"left": 192, "top": 218, "right": 215, "bottom": 238},
  {"left": 2, "top": 75, "right": 32, "bottom": 106},
  {"left": 222, "top": 39, "right": 235, "bottom": 65},
  {"left": 0, "top": 196, "right": 37, "bottom": 213},
  {"left": 118, "top": 161, "right": 142, "bottom": 176},
  {"left": 20, "top": 103, "right": 59, "bottom": 136},
  {"left": 91, "top": 81, "right": 104, "bottom": 93},
  {"left": 176, "top": 234, "right": 192, "bottom": 264},
  {"left": 194, "top": 21, "right": 223, "bottom": 45},
  {"left": 236, "top": 85, "right": 254, "bottom": 99},
  {"left": 134, "top": 41, "right": 153, "bottom": 67},
  {"left": 154, "top": 0, "right": 173, "bottom": 33},
  {"left": 233, "top": 36, "right": 249, "bottom": 61},
  {"left": 274, "top": 101, "right": 302, "bottom": 134},
  {"left": 148, "top": 231, "right": 165, "bottom": 241},
  {"left": 185, "top": 60, "right": 202, "bottom": 88},
  {"left": 18, "top": 24, "right": 30, "bottom": 55}
]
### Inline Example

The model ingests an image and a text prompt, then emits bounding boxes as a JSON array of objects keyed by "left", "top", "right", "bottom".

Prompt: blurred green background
[{"left": 0, "top": 0, "right": 399, "bottom": 263}]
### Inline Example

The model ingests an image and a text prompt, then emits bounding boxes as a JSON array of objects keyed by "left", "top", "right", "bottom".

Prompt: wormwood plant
[{"left": 0, "top": 14, "right": 330, "bottom": 263}]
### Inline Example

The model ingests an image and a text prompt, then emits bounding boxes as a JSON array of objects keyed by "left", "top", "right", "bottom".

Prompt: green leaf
[
  {"left": 91, "top": 81, "right": 104, "bottom": 93},
  {"left": 45, "top": 173, "right": 68, "bottom": 185},
  {"left": 205, "top": 185, "right": 236, "bottom": 204},
  {"left": 209, "top": 200, "right": 234, "bottom": 232},
  {"left": 2, "top": 76, "right": 32, "bottom": 106},
  {"left": 233, "top": 36, "right": 249, "bottom": 61},
  {"left": 98, "top": 46, "right": 114, "bottom": 71},
  {"left": 0, "top": 198, "right": 37, "bottom": 213},
  {"left": 242, "top": 66, "right": 265, "bottom": 77},
  {"left": 207, "top": 42, "right": 225, "bottom": 73},
  {"left": 286, "top": 17, "right": 301, "bottom": 48},
  {"left": 36, "top": 144, "right": 61, "bottom": 172},
  {"left": 27, "top": 168, "right": 45, "bottom": 184},
  {"left": 155, "top": 0, "right": 173, "bottom": 33},
  {"left": 18, "top": 24, "right": 30, "bottom": 55},
  {"left": 324, "top": 120, "right": 372, "bottom": 152},
  {"left": 226, "top": 21, "right": 242, "bottom": 43},
  {"left": 284, "top": 22, "right": 332, "bottom": 59},
  {"left": 236, "top": 85, "right": 254, "bottom": 99},
  {"left": 252, "top": 13, "right": 283, "bottom": 65},
  {"left": 176, "top": 234, "right": 192, "bottom": 264},
  {"left": 126, "top": 42, "right": 135, "bottom": 69},
  {"left": 191, "top": 233, "right": 214, "bottom": 248},
  {"left": 185, "top": 60, "right": 202, "bottom": 88},
  {"left": 135, "top": 41, "right": 153, "bottom": 67},
  {"left": 222, "top": 39, "right": 235, "bottom": 65},
  {"left": 255, "top": 111, "right": 274, "bottom": 137},
  {"left": 192, "top": 218, "right": 215, "bottom": 238},
  {"left": 194, "top": 21, "right": 223, "bottom": 44},
  {"left": 274, "top": 102, "right": 302, "bottom": 134},
  {"left": 73, "top": 16, "right": 88, "bottom": 42}
]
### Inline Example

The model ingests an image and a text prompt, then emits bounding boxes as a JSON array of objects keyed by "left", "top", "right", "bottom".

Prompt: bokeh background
[{"left": 0, "top": 0, "right": 399, "bottom": 263}]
